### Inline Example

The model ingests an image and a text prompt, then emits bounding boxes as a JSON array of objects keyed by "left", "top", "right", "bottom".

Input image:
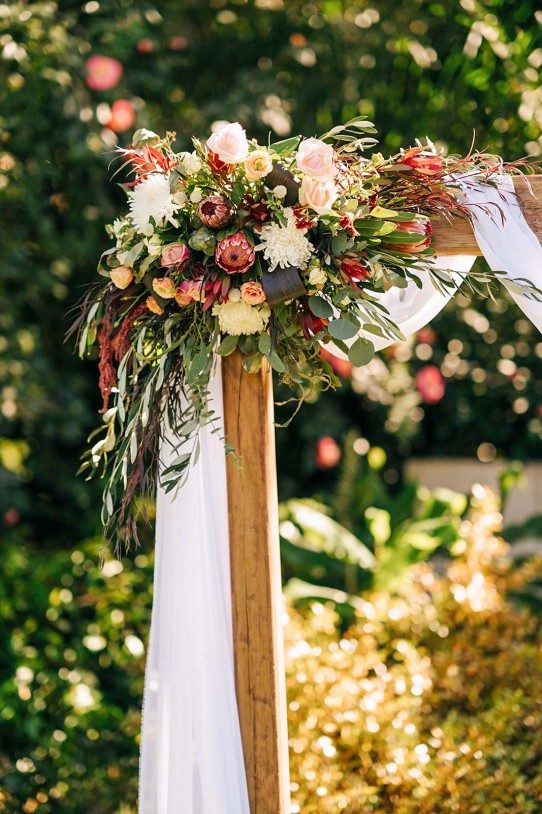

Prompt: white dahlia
[
  {"left": 256, "top": 208, "right": 314, "bottom": 271},
  {"left": 213, "top": 299, "right": 270, "bottom": 336},
  {"left": 128, "top": 173, "right": 181, "bottom": 233}
]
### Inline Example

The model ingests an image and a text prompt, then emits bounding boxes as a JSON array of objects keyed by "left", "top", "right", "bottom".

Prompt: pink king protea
[
  {"left": 197, "top": 195, "right": 233, "bottom": 228},
  {"left": 215, "top": 232, "right": 255, "bottom": 274}
]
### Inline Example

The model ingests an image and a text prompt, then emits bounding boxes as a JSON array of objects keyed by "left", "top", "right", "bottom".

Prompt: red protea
[
  {"left": 382, "top": 218, "right": 432, "bottom": 253},
  {"left": 400, "top": 146, "right": 444, "bottom": 176},
  {"left": 197, "top": 195, "right": 233, "bottom": 228},
  {"left": 215, "top": 232, "right": 255, "bottom": 274},
  {"left": 340, "top": 256, "right": 371, "bottom": 286}
]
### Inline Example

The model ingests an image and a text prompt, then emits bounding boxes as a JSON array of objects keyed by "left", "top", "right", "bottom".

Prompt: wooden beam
[
  {"left": 222, "top": 351, "right": 290, "bottom": 814},
  {"left": 432, "top": 174, "right": 542, "bottom": 255}
]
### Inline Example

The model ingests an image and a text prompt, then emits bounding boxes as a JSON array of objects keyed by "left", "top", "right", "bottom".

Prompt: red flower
[
  {"left": 198, "top": 195, "right": 233, "bottom": 228},
  {"left": 340, "top": 256, "right": 370, "bottom": 286},
  {"left": 249, "top": 200, "right": 270, "bottom": 222},
  {"left": 85, "top": 55, "right": 123, "bottom": 91},
  {"left": 320, "top": 347, "right": 353, "bottom": 379},
  {"left": 301, "top": 311, "right": 328, "bottom": 339},
  {"left": 415, "top": 365, "right": 445, "bottom": 404},
  {"left": 316, "top": 436, "right": 341, "bottom": 469},
  {"left": 292, "top": 205, "right": 317, "bottom": 231},
  {"left": 383, "top": 218, "right": 432, "bottom": 253},
  {"left": 339, "top": 214, "right": 359, "bottom": 237},
  {"left": 136, "top": 39, "right": 154, "bottom": 54},
  {"left": 215, "top": 232, "right": 255, "bottom": 274},
  {"left": 106, "top": 100, "right": 135, "bottom": 133},
  {"left": 207, "top": 150, "right": 229, "bottom": 174},
  {"left": 401, "top": 146, "right": 444, "bottom": 176},
  {"left": 124, "top": 145, "right": 175, "bottom": 178},
  {"left": 416, "top": 327, "right": 437, "bottom": 346}
]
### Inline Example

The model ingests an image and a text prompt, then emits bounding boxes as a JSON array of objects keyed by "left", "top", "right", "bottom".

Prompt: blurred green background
[{"left": 1, "top": 1, "right": 542, "bottom": 812}]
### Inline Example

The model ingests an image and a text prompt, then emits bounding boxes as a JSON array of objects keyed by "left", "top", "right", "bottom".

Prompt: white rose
[
  {"left": 299, "top": 176, "right": 338, "bottom": 215},
  {"left": 308, "top": 267, "right": 326, "bottom": 287},
  {"left": 207, "top": 121, "right": 249, "bottom": 164},
  {"left": 296, "top": 137, "right": 337, "bottom": 180},
  {"left": 179, "top": 151, "right": 202, "bottom": 175}
]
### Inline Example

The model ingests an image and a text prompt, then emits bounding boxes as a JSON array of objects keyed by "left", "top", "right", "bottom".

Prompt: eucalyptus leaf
[
  {"left": 348, "top": 336, "right": 374, "bottom": 367},
  {"left": 328, "top": 318, "right": 358, "bottom": 340},
  {"left": 308, "top": 296, "right": 334, "bottom": 319}
]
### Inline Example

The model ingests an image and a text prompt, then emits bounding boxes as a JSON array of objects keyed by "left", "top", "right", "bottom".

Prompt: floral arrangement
[{"left": 72, "top": 118, "right": 521, "bottom": 543}]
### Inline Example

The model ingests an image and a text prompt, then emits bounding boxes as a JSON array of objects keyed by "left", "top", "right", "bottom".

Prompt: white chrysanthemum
[
  {"left": 213, "top": 299, "right": 270, "bottom": 336},
  {"left": 256, "top": 209, "right": 314, "bottom": 271},
  {"left": 128, "top": 173, "right": 181, "bottom": 233}
]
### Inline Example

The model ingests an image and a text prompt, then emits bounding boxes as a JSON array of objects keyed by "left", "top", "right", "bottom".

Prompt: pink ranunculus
[
  {"left": 316, "top": 436, "right": 341, "bottom": 469},
  {"left": 298, "top": 176, "right": 338, "bottom": 215},
  {"left": 175, "top": 278, "right": 205, "bottom": 306},
  {"left": 415, "top": 365, "right": 446, "bottom": 404},
  {"left": 161, "top": 242, "right": 190, "bottom": 268},
  {"left": 110, "top": 266, "right": 134, "bottom": 289},
  {"left": 207, "top": 122, "right": 249, "bottom": 164},
  {"left": 107, "top": 99, "right": 135, "bottom": 133},
  {"left": 296, "top": 137, "right": 337, "bottom": 181},
  {"left": 85, "top": 55, "right": 123, "bottom": 91},
  {"left": 240, "top": 281, "right": 266, "bottom": 305}
]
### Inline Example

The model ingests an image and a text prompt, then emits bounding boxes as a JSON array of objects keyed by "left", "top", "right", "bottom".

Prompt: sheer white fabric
[
  {"left": 139, "top": 175, "right": 541, "bottom": 813},
  {"left": 139, "top": 362, "right": 250, "bottom": 814}
]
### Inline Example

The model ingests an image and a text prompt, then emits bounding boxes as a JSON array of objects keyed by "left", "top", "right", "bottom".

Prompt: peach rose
[
  {"left": 245, "top": 150, "right": 273, "bottom": 181},
  {"left": 161, "top": 242, "right": 190, "bottom": 268},
  {"left": 298, "top": 176, "right": 338, "bottom": 215},
  {"left": 146, "top": 296, "right": 164, "bottom": 315},
  {"left": 296, "top": 137, "right": 336, "bottom": 181},
  {"left": 110, "top": 266, "right": 133, "bottom": 289},
  {"left": 152, "top": 277, "right": 176, "bottom": 299},
  {"left": 240, "top": 281, "right": 266, "bottom": 305},
  {"left": 207, "top": 122, "right": 249, "bottom": 164},
  {"left": 175, "top": 278, "right": 205, "bottom": 306}
]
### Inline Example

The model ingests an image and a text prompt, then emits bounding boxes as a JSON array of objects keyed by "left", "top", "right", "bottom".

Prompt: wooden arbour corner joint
[{"left": 432, "top": 174, "right": 542, "bottom": 255}]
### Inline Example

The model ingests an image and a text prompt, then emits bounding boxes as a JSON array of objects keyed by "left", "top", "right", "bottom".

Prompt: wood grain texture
[
  {"left": 432, "top": 174, "right": 542, "bottom": 255},
  {"left": 222, "top": 351, "right": 290, "bottom": 814}
]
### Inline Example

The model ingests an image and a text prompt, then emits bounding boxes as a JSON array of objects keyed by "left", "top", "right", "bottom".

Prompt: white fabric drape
[
  {"left": 139, "top": 362, "right": 250, "bottom": 814},
  {"left": 139, "top": 174, "right": 542, "bottom": 813}
]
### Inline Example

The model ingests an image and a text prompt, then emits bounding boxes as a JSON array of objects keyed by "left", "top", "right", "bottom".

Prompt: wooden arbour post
[{"left": 222, "top": 175, "right": 542, "bottom": 814}]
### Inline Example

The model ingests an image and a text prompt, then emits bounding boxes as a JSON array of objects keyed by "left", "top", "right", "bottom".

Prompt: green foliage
[{"left": 280, "top": 436, "right": 467, "bottom": 622}]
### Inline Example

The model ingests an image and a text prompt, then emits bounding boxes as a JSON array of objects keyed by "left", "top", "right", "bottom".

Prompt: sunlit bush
[{"left": 286, "top": 487, "right": 542, "bottom": 812}]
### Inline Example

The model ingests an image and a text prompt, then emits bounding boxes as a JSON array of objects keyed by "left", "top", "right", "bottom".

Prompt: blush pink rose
[
  {"left": 299, "top": 176, "right": 338, "bottom": 215},
  {"left": 85, "top": 55, "right": 123, "bottom": 91},
  {"left": 296, "top": 137, "right": 336, "bottom": 180},
  {"left": 240, "top": 281, "right": 266, "bottom": 305},
  {"left": 207, "top": 122, "right": 249, "bottom": 164},
  {"left": 161, "top": 242, "right": 190, "bottom": 268}
]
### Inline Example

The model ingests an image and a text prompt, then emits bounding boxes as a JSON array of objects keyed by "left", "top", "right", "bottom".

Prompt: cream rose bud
[
  {"left": 160, "top": 242, "right": 190, "bottom": 268},
  {"left": 241, "top": 281, "right": 266, "bottom": 305},
  {"left": 299, "top": 176, "right": 338, "bottom": 215},
  {"left": 152, "top": 277, "right": 177, "bottom": 299},
  {"left": 308, "top": 267, "right": 326, "bottom": 288},
  {"left": 245, "top": 150, "right": 273, "bottom": 181},
  {"left": 207, "top": 121, "right": 249, "bottom": 164},
  {"left": 179, "top": 151, "right": 202, "bottom": 175},
  {"left": 296, "top": 137, "right": 337, "bottom": 180},
  {"left": 110, "top": 266, "right": 133, "bottom": 289}
]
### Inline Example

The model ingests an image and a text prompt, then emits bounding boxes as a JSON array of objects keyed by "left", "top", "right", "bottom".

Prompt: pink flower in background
[
  {"left": 316, "top": 436, "right": 342, "bottom": 469},
  {"left": 169, "top": 36, "right": 188, "bottom": 50},
  {"left": 136, "top": 39, "right": 155, "bottom": 54},
  {"left": 107, "top": 100, "right": 136, "bottom": 133},
  {"left": 85, "top": 55, "right": 123, "bottom": 91},
  {"left": 416, "top": 327, "right": 437, "bottom": 346},
  {"left": 415, "top": 365, "right": 446, "bottom": 404},
  {"left": 4, "top": 508, "right": 20, "bottom": 527}
]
